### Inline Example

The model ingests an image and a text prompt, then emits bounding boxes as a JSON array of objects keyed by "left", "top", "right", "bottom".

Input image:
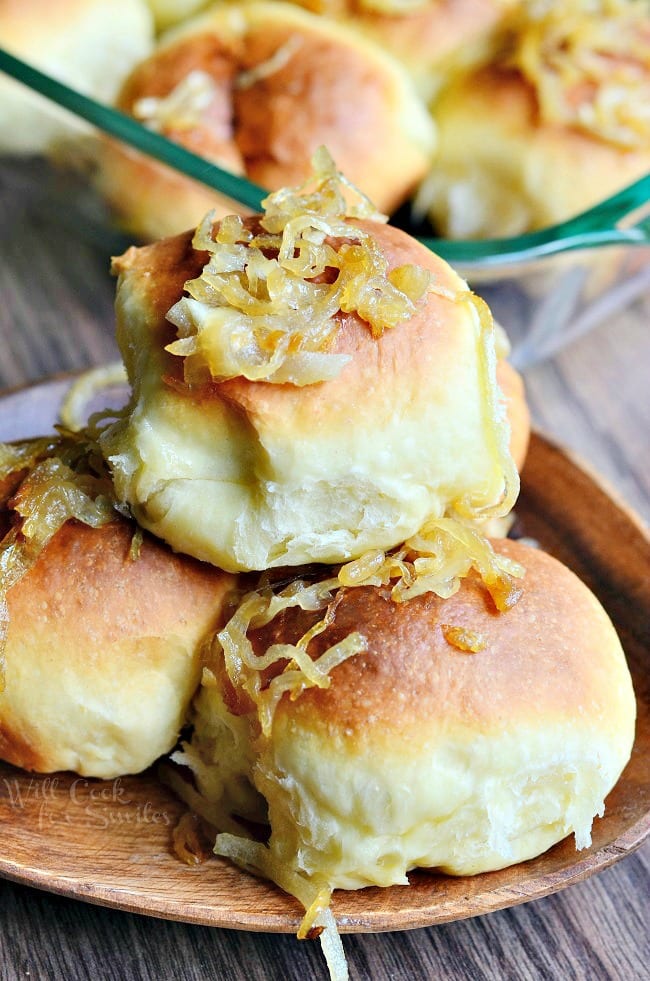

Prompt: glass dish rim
[{"left": 1, "top": 45, "right": 649, "bottom": 269}]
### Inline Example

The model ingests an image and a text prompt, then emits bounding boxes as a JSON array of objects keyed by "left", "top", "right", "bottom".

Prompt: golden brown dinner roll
[
  {"left": 286, "top": 0, "right": 520, "bottom": 97},
  {"left": 0, "top": 0, "right": 154, "bottom": 155},
  {"left": 100, "top": 176, "right": 518, "bottom": 572},
  {"left": 96, "top": 0, "right": 435, "bottom": 240},
  {"left": 176, "top": 538, "right": 635, "bottom": 894},
  {"left": 0, "top": 512, "right": 234, "bottom": 779},
  {"left": 421, "top": 0, "right": 650, "bottom": 237}
]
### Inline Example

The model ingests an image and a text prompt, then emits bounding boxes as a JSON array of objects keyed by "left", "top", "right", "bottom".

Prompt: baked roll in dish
[
  {"left": 96, "top": 0, "right": 435, "bottom": 240},
  {"left": 0, "top": 433, "right": 234, "bottom": 779},
  {"left": 0, "top": 0, "right": 154, "bottom": 155},
  {"left": 100, "top": 154, "right": 520, "bottom": 572},
  {"left": 286, "top": 0, "right": 520, "bottom": 97},
  {"left": 420, "top": 0, "right": 650, "bottom": 238},
  {"left": 171, "top": 537, "right": 635, "bottom": 957}
]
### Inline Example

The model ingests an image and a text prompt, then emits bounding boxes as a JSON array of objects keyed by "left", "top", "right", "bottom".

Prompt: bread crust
[
  {"left": 252, "top": 539, "right": 632, "bottom": 744},
  {"left": 185, "top": 538, "right": 636, "bottom": 888},
  {"left": 0, "top": 517, "right": 234, "bottom": 777},
  {"left": 316, "top": 0, "right": 517, "bottom": 91}
]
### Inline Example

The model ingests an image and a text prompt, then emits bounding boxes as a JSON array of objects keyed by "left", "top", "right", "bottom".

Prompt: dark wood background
[{"left": 0, "top": 159, "right": 648, "bottom": 980}]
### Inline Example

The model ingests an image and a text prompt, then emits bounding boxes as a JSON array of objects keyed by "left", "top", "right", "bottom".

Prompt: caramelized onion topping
[
  {"left": 441, "top": 624, "right": 487, "bottom": 653},
  {"left": 165, "top": 148, "right": 432, "bottom": 386},
  {"left": 214, "top": 576, "right": 367, "bottom": 738},
  {"left": 338, "top": 516, "right": 525, "bottom": 609},
  {"left": 214, "top": 834, "right": 347, "bottom": 979},
  {"left": 133, "top": 69, "right": 221, "bottom": 132},
  {"left": 172, "top": 810, "right": 215, "bottom": 866},
  {"left": 511, "top": 0, "right": 650, "bottom": 147}
]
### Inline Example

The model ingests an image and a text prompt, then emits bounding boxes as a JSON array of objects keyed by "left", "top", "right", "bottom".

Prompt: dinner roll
[
  {"left": 100, "top": 198, "right": 517, "bottom": 572},
  {"left": 421, "top": 0, "right": 650, "bottom": 237},
  {"left": 422, "top": 67, "right": 650, "bottom": 239},
  {"left": 96, "top": 0, "right": 435, "bottom": 240},
  {"left": 177, "top": 538, "right": 636, "bottom": 891},
  {"left": 286, "top": 0, "right": 519, "bottom": 98},
  {"left": 0, "top": 515, "right": 234, "bottom": 778},
  {"left": 0, "top": 0, "right": 154, "bottom": 155}
]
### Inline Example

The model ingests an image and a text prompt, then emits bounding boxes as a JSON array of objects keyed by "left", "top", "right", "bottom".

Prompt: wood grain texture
[{"left": 0, "top": 158, "right": 648, "bottom": 980}]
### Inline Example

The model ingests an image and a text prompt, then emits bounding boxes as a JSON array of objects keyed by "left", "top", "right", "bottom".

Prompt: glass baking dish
[{"left": 1, "top": 47, "right": 649, "bottom": 370}]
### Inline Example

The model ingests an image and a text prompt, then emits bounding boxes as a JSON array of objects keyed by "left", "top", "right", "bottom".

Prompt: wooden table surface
[{"left": 0, "top": 161, "right": 648, "bottom": 981}]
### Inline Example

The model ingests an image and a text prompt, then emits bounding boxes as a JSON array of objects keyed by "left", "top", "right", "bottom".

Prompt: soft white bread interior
[
  {"left": 96, "top": 0, "right": 435, "bottom": 239},
  {"left": 178, "top": 538, "right": 636, "bottom": 889},
  {"left": 100, "top": 213, "right": 516, "bottom": 572},
  {"left": 0, "top": 0, "right": 153, "bottom": 154},
  {"left": 0, "top": 515, "right": 234, "bottom": 778}
]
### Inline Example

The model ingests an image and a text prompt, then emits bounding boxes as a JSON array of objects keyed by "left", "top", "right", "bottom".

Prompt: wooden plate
[{"left": 0, "top": 376, "right": 648, "bottom": 934}]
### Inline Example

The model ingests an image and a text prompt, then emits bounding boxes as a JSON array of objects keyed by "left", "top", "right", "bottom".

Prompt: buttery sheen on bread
[
  {"left": 0, "top": 515, "right": 233, "bottom": 779},
  {"left": 176, "top": 538, "right": 636, "bottom": 890},
  {"left": 100, "top": 179, "right": 518, "bottom": 572}
]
